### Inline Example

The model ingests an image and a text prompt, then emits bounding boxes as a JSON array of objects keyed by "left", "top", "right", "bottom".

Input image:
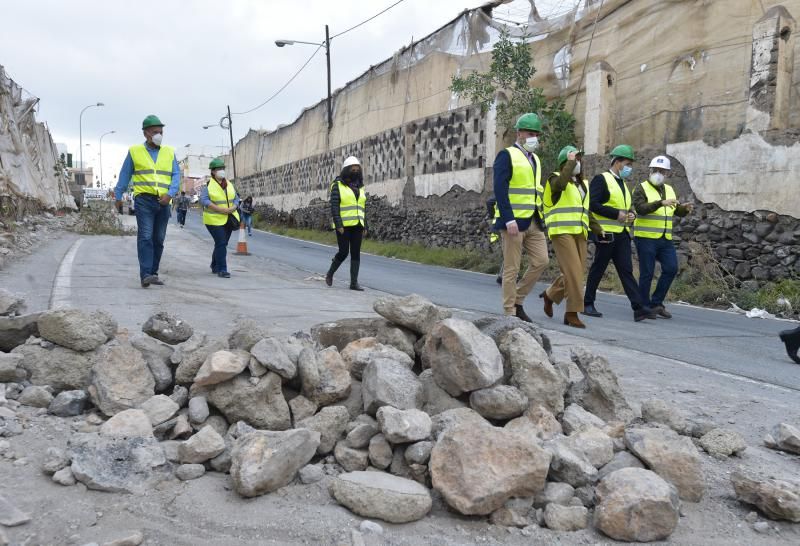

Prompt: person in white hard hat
[
  {"left": 632, "top": 155, "right": 694, "bottom": 318},
  {"left": 326, "top": 156, "right": 368, "bottom": 290}
]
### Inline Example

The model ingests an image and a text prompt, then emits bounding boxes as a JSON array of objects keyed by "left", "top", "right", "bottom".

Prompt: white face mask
[
  {"left": 650, "top": 172, "right": 665, "bottom": 186},
  {"left": 572, "top": 161, "right": 581, "bottom": 176},
  {"left": 215, "top": 169, "right": 226, "bottom": 180},
  {"left": 151, "top": 133, "right": 163, "bottom": 146},
  {"left": 522, "top": 136, "right": 539, "bottom": 152}
]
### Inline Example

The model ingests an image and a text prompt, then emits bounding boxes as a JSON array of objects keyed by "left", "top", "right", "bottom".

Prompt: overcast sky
[{"left": 2, "top": 0, "right": 569, "bottom": 187}]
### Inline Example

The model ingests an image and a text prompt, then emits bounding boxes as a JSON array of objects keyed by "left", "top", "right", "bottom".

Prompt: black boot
[
  {"left": 326, "top": 257, "right": 344, "bottom": 286},
  {"left": 350, "top": 260, "right": 364, "bottom": 291},
  {"left": 779, "top": 326, "right": 800, "bottom": 364}
]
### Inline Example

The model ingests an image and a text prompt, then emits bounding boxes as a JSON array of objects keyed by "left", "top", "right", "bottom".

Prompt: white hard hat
[
  {"left": 342, "top": 156, "right": 361, "bottom": 168},
  {"left": 649, "top": 155, "right": 671, "bottom": 170}
]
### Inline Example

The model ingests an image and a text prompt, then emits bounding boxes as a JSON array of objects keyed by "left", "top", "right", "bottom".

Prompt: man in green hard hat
[
  {"left": 114, "top": 115, "right": 181, "bottom": 288},
  {"left": 583, "top": 144, "right": 657, "bottom": 321},
  {"left": 492, "top": 112, "right": 549, "bottom": 322}
]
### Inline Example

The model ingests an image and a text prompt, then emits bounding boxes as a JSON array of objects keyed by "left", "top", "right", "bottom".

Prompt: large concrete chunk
[
  {"left": 362, "top": 357, "right": 423, "bottom": 415},
  {"left": 0, "top": 352, "right": 25, "bottom": 382},
  {"left": 594, "top": 468, "right": 680, "bottom": 542},
  {"left": 624, "top": 426, "right": 705, "bottom": 502},
  {"left": 142, "top": 312, "right": 193, "bottom": 345},
  {"left": 764, "top": 422, "right": 800, "bottom": 455},
  {"left": 200, "top": 372, "right": 290, "bottom": 430},
  {"left": 139, "top": 394, "right": 180, "bottom": 426},
  {"left": 250, "top": 337, "right": 297, "bottom": 379},
  {"left": 422, "top": 318, "right": 503, "bottom": 397},
  {"left": 376, "top": 406, "right": 431, "bottom": 444},
  {"left": 178, "top": 425, "right": 226, "bottom": 463},
  {"left": 99, "top": 409, "right": 154, "bottom": 438},
  {"left": 469, "top": 384, "right": 528, "bottom": 420},
  {"left": 89, "top": 342, "right": 155, "bottom": 416},
  {"left": 174, "top": 334, "right": 228, "bottom": 385},
  {"left": 68, "top": 433, "right": 171, "bottom": 494},
  {"left": 297, "top": 405, "right": 350, "bottom": 455},
  {"left": 298, "top": 347, "right": 351, "bottom": 406},
  {"left": 37, "top": 308, "right": 114, "bottom": 352},
  {"left": 505, "top": 403, "right": 562, "bottom": 441},
  {"left": 227, "top": 317, "right": 270, "bottom": 351},
  {"left": 0, "top": 312, "right": 40, "bottom": 352},
  {"left": 129, "top": 334, "right": 175, "bottom": 393},
  {"left": 12, "top": 341, "right": 93, "bottom": 392},
  {"left": 498, "top": 328, "right": 565, "bottom": 414},
  {"left": 230, "top": 429, "right": 320, "bottom": 497},
  {"left": 567, "top": 348, "right": 635, "bottom": 423},
  {"left": 544, "top": 438, "right": 598, "bottom": 488},
  {"left": 430, "top": 420, "right": 551, "bottom": 515},
  {"left": 563, "top": 426, "right": 614, "bottom": 468},
  {"left": 561, "top": 403, "right": 606, "bottom": 435},
  {"left": 731, "top": 468, "right": 800, "bottom": 522},
  {"left": 472, "top": 315, "right": 551, "bottom": 356},
  {"left": 640, "top": 398, "right": 691, "bottom": 435},
  {"left": 193, "top": 350, "right": 248, "bottom": 387},
  {"left": 331, "top": 471, "right": 433, "bottom": 523},
  {"left": 373, "top": 294, "right": 452, "bottom": 335},
  {"left": 419, "top": 369, "right": 465, "bottom": 416},
  {"left": 310, "top": 317, "right": 416, "bottom": 357},
  {"left": 340, "top": 337, "right": 413, "bottom": 379}
]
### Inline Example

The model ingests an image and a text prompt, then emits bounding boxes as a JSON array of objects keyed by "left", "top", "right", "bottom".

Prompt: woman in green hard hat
[
  {"left": 200, "top": 157, "right": 240, "bottom": 278},
  {"left": 540, "top": 146, "right": 604, "bottom": 328}
]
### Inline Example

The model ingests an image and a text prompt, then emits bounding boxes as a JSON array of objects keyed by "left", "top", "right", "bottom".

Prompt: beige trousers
[
  {"left": 501, "top": 225, "right": 548, "bottom": 314},
  {"left": 546, "top": 233, "right": 589, "bottom": 313}
]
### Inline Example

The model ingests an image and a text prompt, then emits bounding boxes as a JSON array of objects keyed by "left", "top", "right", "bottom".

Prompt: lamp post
[
  {"left": 79, "top": 102, "right": 104, "bottom": 182},
  {"left": 99, "top": 130, "right": 115, "bottom": 188},
  {"left": 276, "top": 25, "right": 332, "bottom": 131}
]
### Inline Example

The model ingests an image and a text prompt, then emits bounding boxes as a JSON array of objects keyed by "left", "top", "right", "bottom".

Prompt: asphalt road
[{"left": 181, "top": 209, "right": 798, "bottom": 390}]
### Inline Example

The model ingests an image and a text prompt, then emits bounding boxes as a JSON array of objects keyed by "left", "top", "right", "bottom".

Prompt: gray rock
[
  {"left": 534, "top": 482, "right": 575, "bottom": 508},
  {"left": 472, "top": 314, "right": 551, "bottom": 356},
  {"left": 753, "top": 520, "right": 770, "bottom": 533},
  {"left": 340, "top": 379, "right": 363, "bottom": 419},
  {"left": 178, "top": 425, "right": 226, "bottom": 463},
  {"left": 68, "top": 432, "right": 171, "bottom": 494},
  {"left": 346, "top": 421, "right": 380, "bottom": 449},
  {"left": 544, "top": 438, "right": 598, "bottom": 487},
  {"left": 18, "top": 385, "right": 53, "bottom": 408},
  {"left": 188, "top": 396, "right": 210, "bottom": 424},
  {"left": 422, "top": 318, "right": 503, "bottom": 397},
  {"left": 331, "top": 470, "right": 433, "bottom": 523},
  {"left": 169, "top": 385, "right": 189, "bottom": 408},
  {"left": 499, "top": 329, "right": 565, "bottom": 414},
  {"left": 139, "top": 394, "right": 180, "bottom": 426},
  {"left": 299, "top": 464, "right": 325, "bottom": 484},
  {"left": 142, "top": 312, "right": 193, "bottom": 345},
  {"left": 699, "top": 427, "right": 747, "bottom": 458},
  {"left": 594, "top": 468, "right": 680, "bottom": 542},
  {"left": 567, "top": 348, "right": 635, "bottom": 423},
  {"left": 227, "top": 317, "right": 270, "bottom": 351},
  {"left": 731, "top": 468, "right": 800, "bottom": 522},
  {"left": 310, "top": 318, "right": 416, "bottom": 358},
  {"left": 543, "top": 503, "right": 589, "bottom": 531},
  {"left": 250, "top": 337, "right": 297, "bottom": 379},
  {"left": 176, "top": 463, "right": 206, "bottom": 481},
  {"left": 41, "top": 447, "right": 70, "bottom": 475},
  {"left": 193, "top": 350, "right": 248, "bottom": 387},
  {"left": 430, "top": 407, "right": 489, "bottom": 441},
  {"left": 37, "top": 308, "right": 113, "bottom": 352},
  {"left": 0, "top": 288, "right": 24, "bottom": 317},
  {"left": 0, "top": 352, "right": 25, "bottom": 382},
  {"left": 99, "top": 409, "right": 154, "bottom": 438},
  {"left": 469, "top": 385, "right": 528, "bottom": 420},
  {"left": 199, "top": 372, "right": 290, "bottom": 430},
  {"left": 563, "top": 426, "right": 614, "bottom": 468},
  {"left": 230, "top": 429, "right": 320, "bottom": 497},
  {"left": 288, "top": 395, "right": 317, "bottom": 425},
  {"left": 489, "top": 497, "right": 532, "bottom": 527},
  {"left": 504, "top": 403, "right": 562, "bottom": 441},
  {"left": 334, "top": 441, "right": 369, "bottom": 472},
  {"left": 624, "top": 426, "right": 705, "bottom": 502},
  {"left": 174, "top": 335, "right": 229, "bottom": 385},
  {"left": 297, "top": 347, "right": 352, "bottom": 407},
  {"left": 641, "top": 398, "right": 691, "bottom": 435},
  {"left": 404, "top": 441, "right": 433, "bottom": 465},
  {"left": 12, "top": 341, "right": 93, "bottom": 392},
  {"left": 297, "top": 406, "right": 350, "bottom": 455},
  {"left": 0, "top": 494, "right": 31, "bottom": 526},
  {"left": 359, "top": 520, "right": 384, "bottom": 535},
  {"left": 561, "top": 403, "right": 606, "bottom": 435},
  {"left": 89, "top": 342, "right": 155, "bottom": 416},
  {"left": 340, "top": 338, "right": 413, "bottom": 379},
  {"left": 0, "top": 312, "right": 40, "bottom": 352},
  {"left": 764, "top": 422, "right": 800, "bottom": 455},
  {"left": 377, "top": 406, "right": 431, "bottom": 444},
  {"left": 368, "top": 434, "right": 393, "bottom": 469},
  {"left": 129, "top": 334, "right": 174, "bottom": 393},
  {"left": 170, "top": 414, "right": 193, "bottom": 440},
  {"left": 52, "top": 466, "right": 77, "bottom": 486},
  {"left": 597, "top": 451, "right": 645, "bottom": 480},
  {"left": 418, "top": 369, "right": 465, "bottom": 416},
  {"left": 362, "top": 357, "right": 423, "bottom": 415},
  {"left": 0, "top": 408, "right": 22, "bottom": 437},
  {"left": 373, "top": 294, "right": 452, "bottom": 335}
]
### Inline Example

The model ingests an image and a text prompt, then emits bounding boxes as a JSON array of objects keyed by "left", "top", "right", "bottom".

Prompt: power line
[
  {"left": 232, "top": 45, "right": 323, "bottom": 115},
  {"left": 331, "top": 0, "right": 408, "bottom": 39}
]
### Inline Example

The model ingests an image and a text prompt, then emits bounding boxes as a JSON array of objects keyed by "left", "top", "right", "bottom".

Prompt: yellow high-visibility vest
[
  {"left": 203, "top": 179, "right": 239, "bottom": 226},
  {"left": 543, "top": 172, "right": 590, "bottom": 239},
  {"left": 592, "top": 172, "right": 632, "bottom": 234},
  {"left": 634, "top": 181, "right": 676, "bottom": 240},
  {"left": 331, "top": 180, "right": 366, "bottom": 228},
  {"left": 494, "top": 146, "right": 542, "bottom": 221},
  {"left": 129, "top": 144, "right": 175, "bottom": 197}
]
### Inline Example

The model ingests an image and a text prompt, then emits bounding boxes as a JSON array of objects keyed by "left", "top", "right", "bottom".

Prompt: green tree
[{"left": 450, "top": 30, "right": 576, "bottom": 175}]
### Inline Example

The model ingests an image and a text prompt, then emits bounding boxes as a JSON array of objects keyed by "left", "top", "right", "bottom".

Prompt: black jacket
[{"left": 330, "top": 177, "right": 367, "bottom": 230}]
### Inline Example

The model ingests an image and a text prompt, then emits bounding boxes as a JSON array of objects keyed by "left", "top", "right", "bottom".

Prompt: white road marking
[{"left": 49, "top": 238, "right": 83, "bottom": 309}]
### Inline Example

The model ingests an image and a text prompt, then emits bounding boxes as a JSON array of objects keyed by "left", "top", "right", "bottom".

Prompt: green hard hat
[
  {"left": 142, "top": 115, "right": 164, "bottom": 129},
  {"left": 514, "top": 113, "right": 543, "bottom": 132},
  {"left": 209, "top": 157, "right": 225, "bottom": 170},
  {"left": 609, "top": 144, "right": 636, "bottom": 161},
  {"left": 558, "top": 145, "right": 581, "bottom": 165}
]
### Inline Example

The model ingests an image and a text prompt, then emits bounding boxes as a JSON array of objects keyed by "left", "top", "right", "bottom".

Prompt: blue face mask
[{"left": 620, "top": 165, "right": 633, "bottom": 179}]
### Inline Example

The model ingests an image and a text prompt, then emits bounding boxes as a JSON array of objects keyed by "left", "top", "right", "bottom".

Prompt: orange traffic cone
[{"left": 235, "top": 222, "right": 250, "bottom": 255}]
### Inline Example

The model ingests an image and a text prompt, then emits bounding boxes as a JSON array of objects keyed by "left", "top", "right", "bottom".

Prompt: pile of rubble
[
  {"left": 2, "top": 288, "right": 800, "bottom": 543},
  {"left": 0, "top": 212, "right": 78, "bottom": 271}
]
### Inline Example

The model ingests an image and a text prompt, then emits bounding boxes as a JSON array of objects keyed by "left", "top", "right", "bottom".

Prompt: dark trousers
[
  {"left": 176, "top": 209, "right": 187, "bottom": 226},
  {"left": 584, "top": 230, "right": 643, "bottom": 310},
  {"left": 635, "top": 236, "right": 678, "bottom": 307},
  {"left": 206, "top": 223, "right": 235, "bottom": 273},
  {"left": 134, "top": 194, "right": 171, "bottom": 280},
  {"left": 334, "top": 225, "right": 363, "bottom": 262}
]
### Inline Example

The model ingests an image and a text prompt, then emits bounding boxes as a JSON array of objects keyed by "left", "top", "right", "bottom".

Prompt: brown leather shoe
[
  {"left": 539, "top": 290, "right": 554, "bottom": 318},
  {"left": 563, "top": 312, "right": 586, "bottom": 329}
]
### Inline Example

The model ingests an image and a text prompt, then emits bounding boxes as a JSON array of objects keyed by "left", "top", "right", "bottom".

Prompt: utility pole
[
  {"left": 227, "top": 105, "right": 237, "bottom": 180},
  {"left": 325, "top": 24, "right": 332, "bottom": 131}
]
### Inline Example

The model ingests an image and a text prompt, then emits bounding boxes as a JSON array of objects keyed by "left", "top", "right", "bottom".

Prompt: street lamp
[
  {"left": 99, "top": 130, "right": 115, "bottom": 188},
  {"left": 275, "top": 25, "right": 332, "bottom": 130},
  {"left": 79, "top": 102, "right": 104, "bottom": 180}
]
